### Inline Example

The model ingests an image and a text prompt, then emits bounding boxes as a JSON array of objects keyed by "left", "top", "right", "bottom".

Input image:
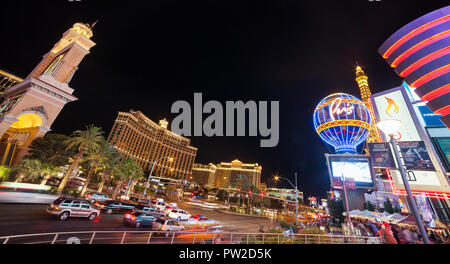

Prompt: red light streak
[
  {"left": 391, "top": 30, "right": 450, "bottom": 68},
  {"left": 383, "top": 15, "right": 450, "bottom": 59},
  {"left": 435, "top": 105, "right": 450, "bottom": 116},
  {"left": 400, "top": 46, "right": 450, "bottom": 77},
  {"left": 410, "top": 65, "right": 450, "bottom": 88},
  {"left": 385, "top": 169, "right": 450, "bottom": 199},
  {"left": 421, "top": 84, "right": 450, "bottom": 102}
]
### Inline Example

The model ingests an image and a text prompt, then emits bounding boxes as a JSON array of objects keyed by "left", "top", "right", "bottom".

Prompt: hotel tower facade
[{"left": 107, "top": 110, "right": 198, "bottom": 180}]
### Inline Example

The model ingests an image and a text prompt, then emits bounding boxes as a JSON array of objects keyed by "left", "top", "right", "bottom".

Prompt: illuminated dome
[
  {"left": 313, "top": 93, "right": 372, "bottom": 154},
  {"left": 72, "top": 23, "right": 94, "bottom": 38}
]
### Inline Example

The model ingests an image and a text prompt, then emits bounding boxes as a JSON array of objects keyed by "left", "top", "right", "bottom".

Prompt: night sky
[{"left": 0, "top": 0, "right": 447, "bottom": 198}]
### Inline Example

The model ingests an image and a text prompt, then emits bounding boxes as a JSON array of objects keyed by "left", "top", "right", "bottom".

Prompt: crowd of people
[
  {"left": 352, "top": 219, "right": 449, "bottom": 244},
  {"left": 267, "top": 218, "right": 450, "bottom": 244}
]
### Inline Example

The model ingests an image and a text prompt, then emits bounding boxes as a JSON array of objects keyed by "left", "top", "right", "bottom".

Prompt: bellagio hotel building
[{"left": 107, "top": 110, "right": 198, "bottom": 180}]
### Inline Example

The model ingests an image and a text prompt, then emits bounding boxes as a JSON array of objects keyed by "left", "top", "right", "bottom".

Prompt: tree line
[{"left": 1, "top": 125, "right": 144, "bottom": 199}]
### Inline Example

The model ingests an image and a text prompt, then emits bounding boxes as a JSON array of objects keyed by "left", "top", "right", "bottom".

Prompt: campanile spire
[{"left": 0, "top": 22, "right": 96, "bottom": 165}]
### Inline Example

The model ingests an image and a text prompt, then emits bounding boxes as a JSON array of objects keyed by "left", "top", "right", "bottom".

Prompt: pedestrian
[
  {"left": 390, "top": 225, "right": 401, "bottom": 244},
  {"left": 367, "top": 221, "right": 378, "bottom": 236},
  {"left": 411, "top": 228, "right": 419, "bottom": 243},
  {"left": 399, "top": 227, "right": 414, "bottom": 244},
  {"left": 416, "top": 234, "right": 424, "bottom": 244},
  {"left": 214, "top": 234, "right": 222, "bottom": 244},
  {"left": 429, "top": 231, "right": 442, "bottom": 244},
  {"left": 259, "top": 225, "right": 264, "bottom": 233},
  {"left": 377, "top": 223, "right": 398, "bottom": 244},
  {"left": 357, "top": 220, "right": 369, "bottom": 236}
]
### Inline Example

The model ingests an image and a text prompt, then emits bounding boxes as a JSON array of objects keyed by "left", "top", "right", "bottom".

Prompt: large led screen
[{"left": 327, "top": 155, "right": 374, "bottom": 188}]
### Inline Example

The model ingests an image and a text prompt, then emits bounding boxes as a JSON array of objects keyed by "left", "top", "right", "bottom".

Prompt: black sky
[{"left": 0, "top": 0, "right": 447, "bottom": 198}]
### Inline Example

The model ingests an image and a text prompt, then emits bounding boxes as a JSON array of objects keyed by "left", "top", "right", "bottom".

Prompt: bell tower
[{"left": 0, "top": 22, "right": 96, "bottom": 166}]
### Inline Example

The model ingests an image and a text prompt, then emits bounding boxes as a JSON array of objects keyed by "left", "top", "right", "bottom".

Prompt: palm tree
[
  {"left": 96, "top": 146, "right": 121, "bottom": 193},
  {"left": 11, "top": 159, "right": 43, "bottom": 183},
  {"left": 57, "top": 125, "right": 104, "bottom": 194},
  {"left": 112, "top": 158, "right": 144, "bottom": 200},
  {"left": 80, "top": 141, "right": 118, "bottom": 196},
  {"left": 40, "top": 163, "right": 62, "bottom": 185}
]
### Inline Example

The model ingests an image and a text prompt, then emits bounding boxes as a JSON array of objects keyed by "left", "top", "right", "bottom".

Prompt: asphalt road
[{"left": 0, "top": 201, "right": 280, "bottom": 239}]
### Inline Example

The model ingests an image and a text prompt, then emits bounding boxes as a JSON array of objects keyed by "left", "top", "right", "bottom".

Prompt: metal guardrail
[{"left": 0, "top": 231, "right": 382, "bottom": 244}]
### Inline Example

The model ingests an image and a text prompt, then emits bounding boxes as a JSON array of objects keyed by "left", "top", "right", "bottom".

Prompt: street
[{"left": 0, "top": 201, "right": 279, "bottom": 238}]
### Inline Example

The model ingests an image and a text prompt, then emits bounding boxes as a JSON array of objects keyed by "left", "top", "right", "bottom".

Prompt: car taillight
[
  {"left": 100, "top": 205, "right": 105, "bottom": 208},
  {"left": 95, "top": 203, "right": 99, "bottom": 206},
  {"left": 54, "top": 206, "right": 60, "bottom": 211},
  {"left": 125, "top": 214, "right": 131, "bottom": 219},
  {"left": 131, "top": 217, "right": 136, "bottom": 221}
]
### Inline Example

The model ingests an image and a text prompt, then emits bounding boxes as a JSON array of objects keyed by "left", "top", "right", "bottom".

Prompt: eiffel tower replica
[{"left": 355, "top": 64, "right": 382, "bottom": 154}]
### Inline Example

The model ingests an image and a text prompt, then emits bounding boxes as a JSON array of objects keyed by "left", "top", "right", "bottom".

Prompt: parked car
[
  {"left": 98, "top": 200, "right": 137, "bottom": 214},
  {"left": 123, "top": 212, "right": 158, "bottom": 228},
  {"left": 168, "top": 209, "right": 191, "bottom": 221},
  {"left": 85, "top": 193, "right": 110, "bottom": 204},
  {"left": 152, "top": 218, "right": 185, "bottom": 234},
  {"left": 47, "top": 197, "right": 100, "bottom": 221}
]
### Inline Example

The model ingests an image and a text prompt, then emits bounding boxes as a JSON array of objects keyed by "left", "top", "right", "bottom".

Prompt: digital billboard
[
  {"left": 432, "top": 137, "right": 450, "bottom": 171},
  {"left": 371, "top": 86, "right": 450, "bottom": 197},
  {"left": 326, "top": 154, "right": 374, "bottom": 189}
]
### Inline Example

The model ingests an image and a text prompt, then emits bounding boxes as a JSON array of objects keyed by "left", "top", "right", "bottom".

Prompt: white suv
[
  {"left": 153, "top": 201, "right": 167, "bottom": 212},
  {"left": 168, "top": 209, "right": 191, "bottom": 221},
  {"left": 153, "top": 218, "right": 185, "bottom": 234}
]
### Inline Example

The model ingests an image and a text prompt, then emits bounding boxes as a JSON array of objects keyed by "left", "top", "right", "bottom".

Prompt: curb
[{"left": 218, "top": 209, "right": 270, "bottom": 219}]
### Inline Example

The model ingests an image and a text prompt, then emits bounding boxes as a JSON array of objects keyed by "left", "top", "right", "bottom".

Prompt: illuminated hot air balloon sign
[{"left": 313, "top": 93, "right": 372, "bottom": 154}]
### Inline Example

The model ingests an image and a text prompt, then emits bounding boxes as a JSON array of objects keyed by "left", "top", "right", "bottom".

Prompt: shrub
[
  {"left": 300, "top": 227, "right": 325, "bottom": 235},
  {"left": 63, "top": 188, "right": 81, "bottom": 198},
  {"left": 279, "top": 220, "right": 299, "bottom": 233},
  {"left": 0, "top": 166, "right": 11, "bottom": 183}
]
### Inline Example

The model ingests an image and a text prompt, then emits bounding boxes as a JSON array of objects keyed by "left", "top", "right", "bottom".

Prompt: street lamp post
[
  {"left": 341, "top": 174, "right": 354, "bottom": 236},
  {"left": 143, "top": 157, "right": 173, "bottom": 198},
  {"left": 275, "top": 173, "right": 299, "bottom": 226},
  {"left": 295, "top": 173, "right": 299, "bottom": 227},
  {"left": 377, "top": 119, "right": 430, "bottom": 244}
]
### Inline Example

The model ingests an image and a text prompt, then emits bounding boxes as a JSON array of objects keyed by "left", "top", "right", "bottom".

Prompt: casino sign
[{"left": 313, "top": 93, "right": 372, "bottom": 154}]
